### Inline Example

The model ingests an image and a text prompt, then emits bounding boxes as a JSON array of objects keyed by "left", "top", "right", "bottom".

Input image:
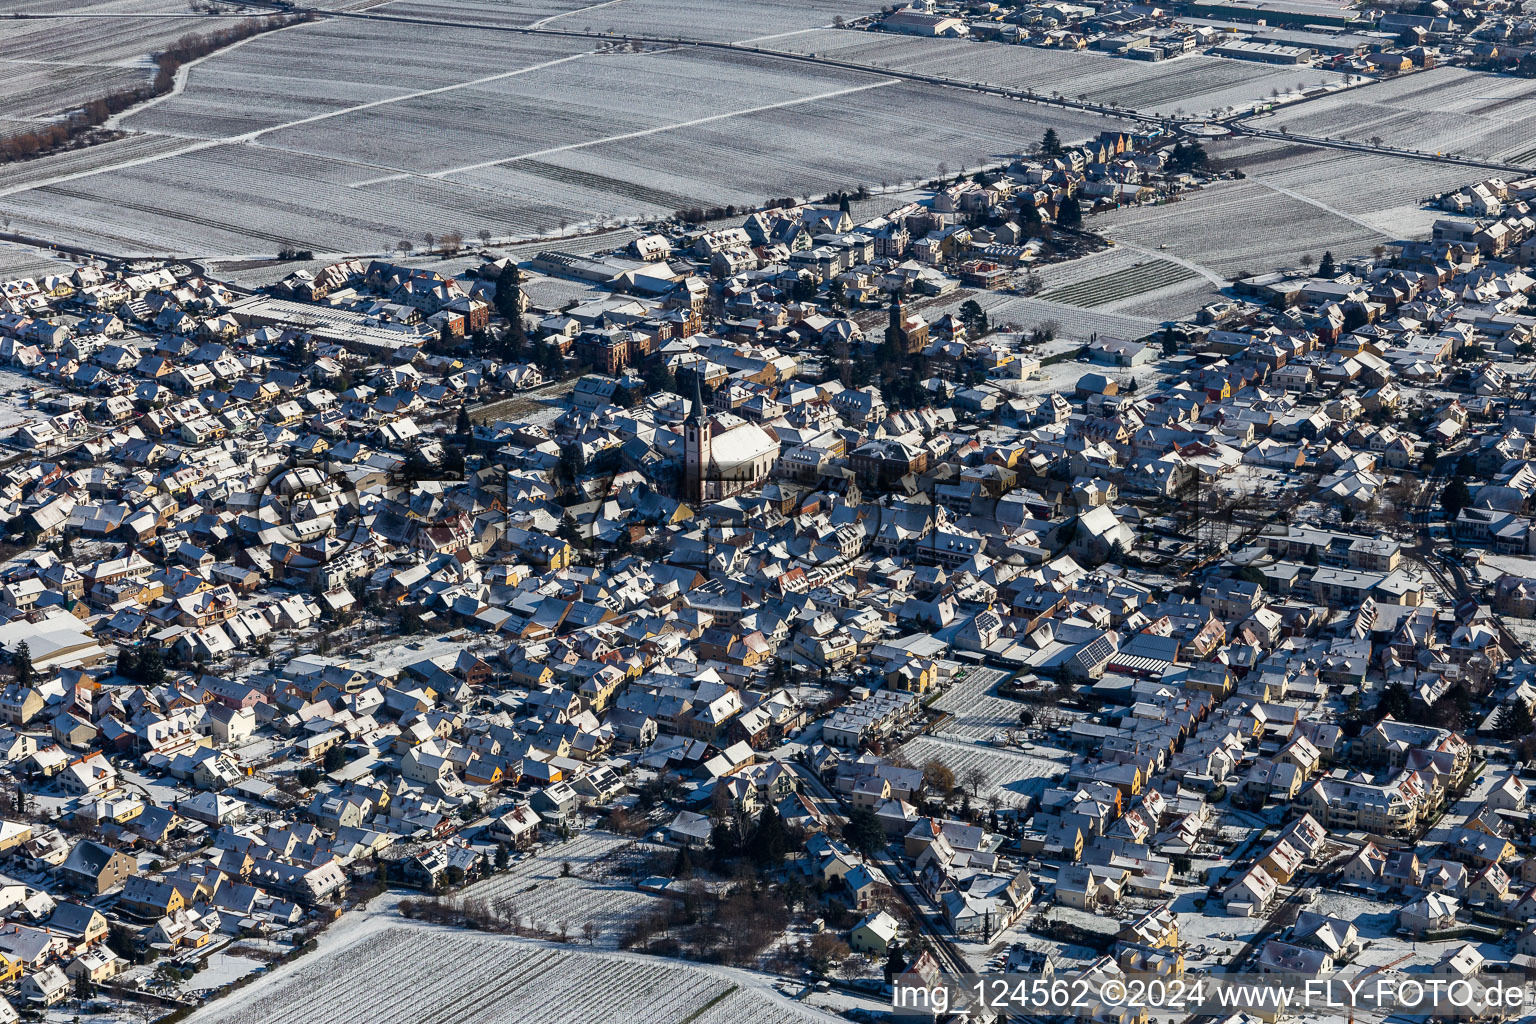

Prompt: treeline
[{"left": 0, "top": 15, "right": 308, "bottom": 165}]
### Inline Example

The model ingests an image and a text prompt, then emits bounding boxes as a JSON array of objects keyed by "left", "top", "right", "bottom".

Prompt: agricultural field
[
  {"left": 547, "top": 0, "right": 889, "bottom": 43},
  {"left": 0, "top": 241, "right": 76, "bottom": 281},
  {"left": 0, "top": 0, "right": 266, "bottom": 122},
  {"left": 1198, "top": 134, "right": 1482, "bottom": 239},
  {"left": 1012, "top": 244, "right": 1221, "bottom": 321},
  {"left": 929, "top": 667, "right": 1026, "bottom": 743},
  {"left": 0, "top": 20, "right": 1131, "bottom": 257},
  {"left": 962, "top": 292, "right": 1160, "bottom": 345},
  {"left": 899, "top": 733, "right": 1068, "bottom": 808},
  {"left": 1037, "top": 258, "right": 1198, "bottom": 307},
  {"left": 1257, "top": 67, "right": 1536, "bottom": 165},
  {"left": 383, "top": 0, "right": 888, "bottom": 38},
  {"left": 121, "top": 23, "right": 600, "bottom": 140},
  {"left": 182, "top": 915, "right": 841, "bottom": 1024},
  {"left": 763, "top": 30, "right": 1350, "bottom": 117},
  {"left": 375, "top": 0, "right": 609, "bottom": 28},
  {"left": 0, "top": 132, "right": 194, "bottom": 196},
  {"left": 454, "top": 830, "right": 670, "bottom": 943},
  {"left": 1094, "top": 174, "right": 1400, "bottom": 280}
]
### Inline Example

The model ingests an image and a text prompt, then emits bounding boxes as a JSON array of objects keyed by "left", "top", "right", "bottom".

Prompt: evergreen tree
[
  {"left": 673, "top": 844, "right": 695, "bottom": 879},
  {"left": 1496, "top": 701, "right": 1534, "bottom": 741},
  {"left": 1317, "top": 250, "right": 1336, "bottom": 278},
  {"left": 1375, "top": 682, "right": 1413, "bottom": 723},
  {"left": 838, "top": 193, "right": 851, "bottom": 215},
  {"left": 1441, "top": 477, "right": 1472, "bottom": 521},
  {"left": 455, "top": 405, "right": 472, "bottom": 436},
  {"left": 710, "top": 817, "right": 740, "bottom": 862},
  {"left": 1056, "top": 194, "right": 1083, "bottom": 230},
  {"left": 747, "top": 803, "right": 790, "bottom": 866},
  {"left": 138, "top": 642, "right": 167, "bottom": 686},
  {"left": 494, "top": 263, "right": 523, "bottom": 324},
  {"left": 884, "top": 941, "right": 906, "bottom": 984},
  {"left": 116, "top": 647, "right": 138, "bottom": 680},
  {"left": 1041, "top": 128, "right": 1062, "bottom": 155},
  {"left": 13, "top": 642, "right": 31, "bottom": 687},
  {"left": 843, "top": 808, "right": 884, "bottom": 855}
]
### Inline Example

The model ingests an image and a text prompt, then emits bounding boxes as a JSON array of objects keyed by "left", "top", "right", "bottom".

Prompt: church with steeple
[
  {"left": 684, "top": 375, "right": 712, "bottom": 506},
  {"left": 681, "top": 374, "right": 778, "bottom": 508},
  {"left": 885, "top": 293, "right": 929, "bottom": 357}
]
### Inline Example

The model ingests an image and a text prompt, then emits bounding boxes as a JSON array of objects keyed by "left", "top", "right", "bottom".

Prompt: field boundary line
[
  {"left": 529, "top": 0, "right": 630, "bottom": 30},
  {"left": 1245, "top": 176, "right": 1389, "bottom": 237}
]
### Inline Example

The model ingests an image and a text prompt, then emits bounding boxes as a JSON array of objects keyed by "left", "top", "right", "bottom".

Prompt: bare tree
[
  {"left": 961, "top": 766, "right": 989, "bottom": 798},
  {"left": 478, "top": 228, "right": 492, "bottom": 246},
  {"left": 422, "top": 232, "right": 435, "bottom": 252},
  {"left": 923, "top": 758, "right": 955, "bottom": 796}
]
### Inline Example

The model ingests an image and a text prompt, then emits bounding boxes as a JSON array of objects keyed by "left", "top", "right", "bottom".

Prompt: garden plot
[
  {"left": 899, "top": 733, "right": 1068, "bottom": 807},
  {"left": 182, "top": 916, "right": 840, "bottom": 1024},
  {"left": 764, "top": 31, "right": 1347, "bottom": 117},
  {"left": 1257, "top": 67, "right": 1536, "bottom": 164}
]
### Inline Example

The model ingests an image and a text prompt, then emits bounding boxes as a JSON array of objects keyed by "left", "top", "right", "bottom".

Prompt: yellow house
[
  {"left": 0, "top": 820, "right": 32, "bottom": 853},
  {"left": 579, "top": 672, "right": 624, "bottom": 713},
  {"left": 886, "top": 658, "right": 934, "bottom": 694},
  {"left": 0, "top": 952, "right": 20, "bottom": 984},
  {"left": 465, "top": 762, "right": 502, "bottom": 786}
]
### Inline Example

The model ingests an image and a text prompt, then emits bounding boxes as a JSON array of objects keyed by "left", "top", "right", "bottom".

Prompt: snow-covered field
[
  {"left": 899, "top": 733, "right": 1069, "bottom": 808},
  {"left": 180, "top": 915, "right": 841, "bottom": 1024},
  {"left": 0, "top": 0, "right": 267, "bottom": 122},
  {"left": 929, "top": 667, "right": 1027, "bottom": 743},
  {"left": 1207, "top": 137, "right": 1487, "bottom": 237},
  {"left": 1257, "top": 67, "right": 1536, "bottom": 165},
  {"left": 0, "top": 241, "right": 76, "bottom": 280},
  {"left": 1092, "top": 153, "right": 1460, "bottom": 281},
  {"left": 455, "top": 830, "right": 671, "bottom": 944},
  {"left": 0, "top": 16, "right": 1132, "bottom": 257},
  {"left": 385, "top": 0, "right": 887, "bottom": 40},
  {"left": 966, "top": 291, "right": 1161, "bottom": 344},
  {"left": 763, "top": 31, "right": 1349, "bottom": 117}
]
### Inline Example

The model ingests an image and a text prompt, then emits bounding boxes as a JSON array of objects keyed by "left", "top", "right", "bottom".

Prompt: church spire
[{"left": 686, "top": 371, "right": 705, "bottom": 425}]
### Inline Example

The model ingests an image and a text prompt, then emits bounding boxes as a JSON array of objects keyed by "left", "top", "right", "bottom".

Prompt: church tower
[{"left": 684, "top": 373, "right": 711, "bottom": 506}]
